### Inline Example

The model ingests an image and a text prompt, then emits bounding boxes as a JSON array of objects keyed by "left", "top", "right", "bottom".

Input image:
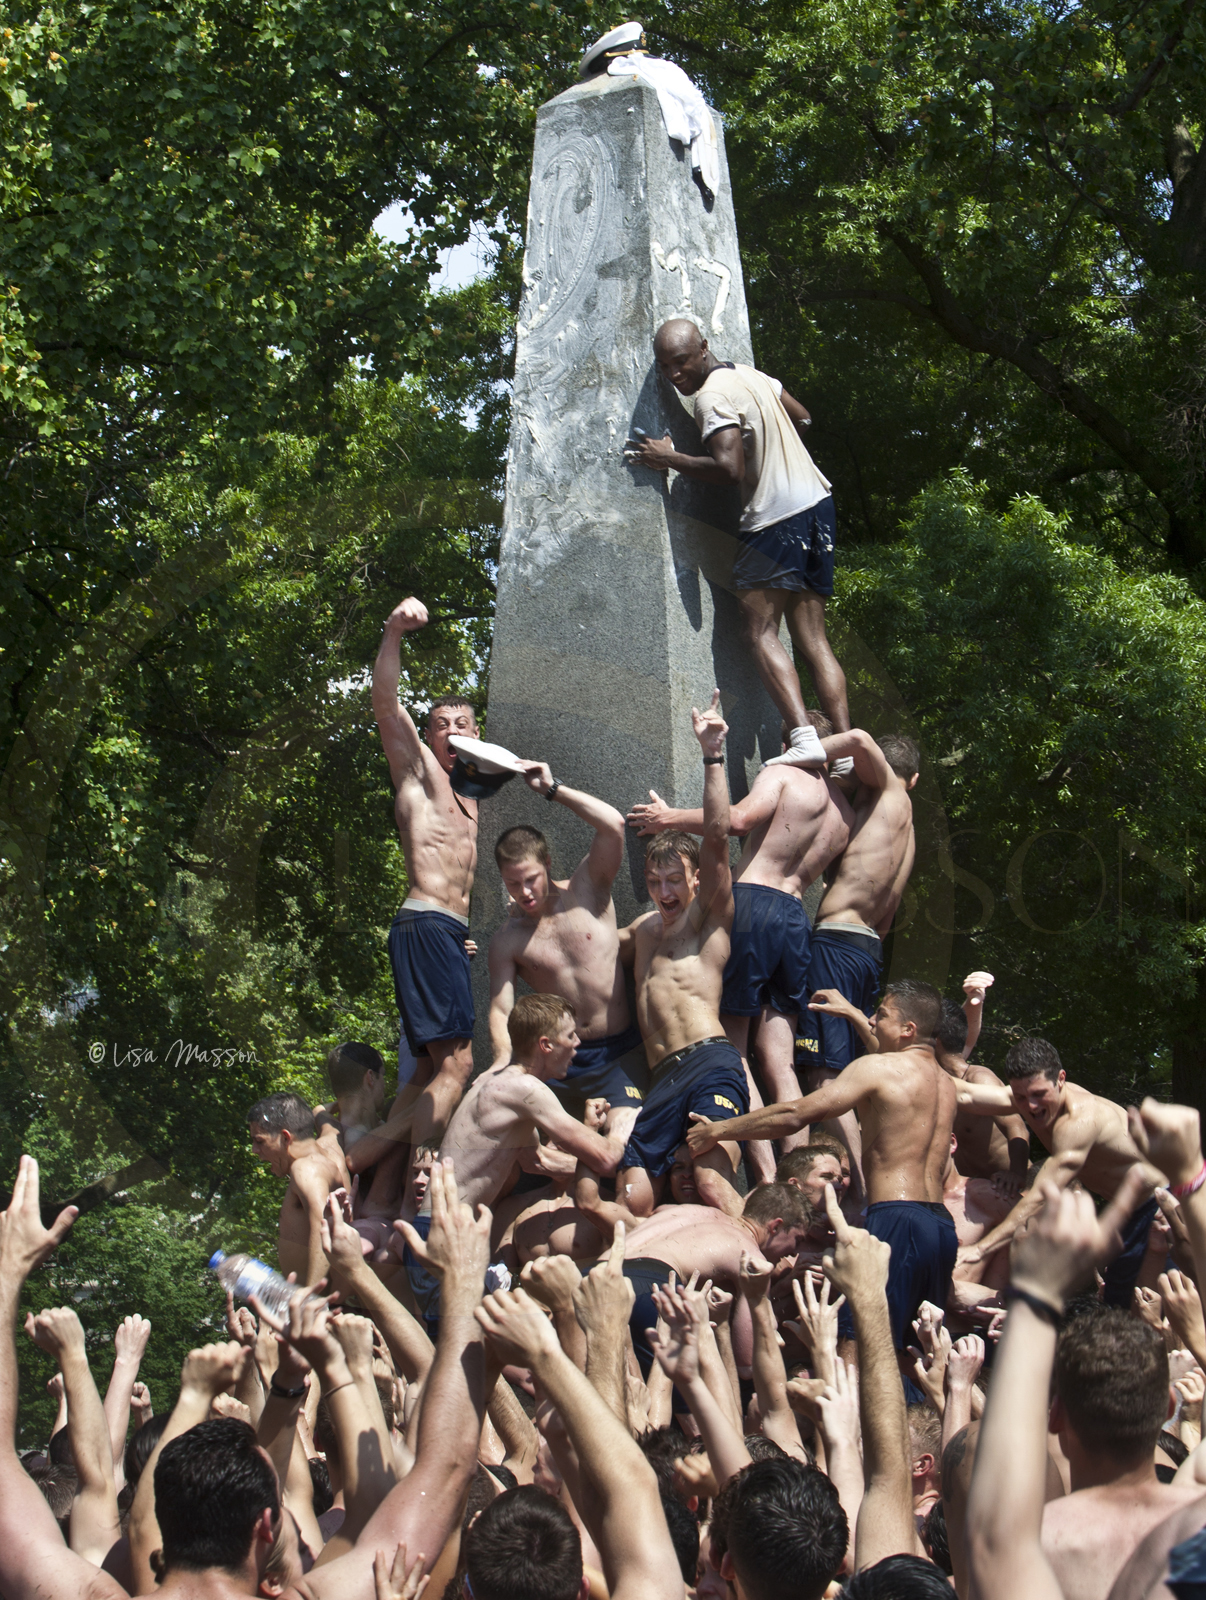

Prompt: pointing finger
[{"left": 823, "top": 1182, "right": 851, "bottom": 1242}]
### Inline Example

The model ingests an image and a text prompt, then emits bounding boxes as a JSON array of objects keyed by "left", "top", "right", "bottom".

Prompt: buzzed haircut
[
  {"left": 743, "top": 1181, "right": 811, "bottom": 1231},
  {"left": 427, "top": 693, "right": 477, "bottom": 723},
  {"left": 877, "top": 733, "right": 920, "bottom": 779},
  {"left": 246, "top": 1090, "right": 314, "bottom": 1139},
  {"left": 907, "top": 1402, "right": 944, "bottom": 1469},
  {"left": 326, "top": 1041, "right": 384, "bottom": 1095},
  {"left": 1005, "top": 1037, "right": 1063, "bottom": 1083},
  {"left": 645, "top": 830, "right": 701, "bottom": 872},
  {"left": 935, "top": 998, "right": 968, "bottom": 1055},
  {"left": 883, "top": 979, "right": 942, "bottom": 1042},
  {"left": 711, "top": 1458, "right": 847, "bottom": 1600},
  {"left": 1054, "top": 1310, "right": 1169, "bottom": 1462},
  {"left": 496, "top": 824, "right": 552, "bottom": 869},
  {"left": 775, "top": 1144, "right": 844, "bottom": 1187},
  {"left": 29, "top": 1463, "right": 77, "bottom": 1523},
  {"left": 508, "top": 993, "right": 575, "bottom": 1059},
  {"left": 463, "top": 1484, "right": 584, "bottom": 1600}
]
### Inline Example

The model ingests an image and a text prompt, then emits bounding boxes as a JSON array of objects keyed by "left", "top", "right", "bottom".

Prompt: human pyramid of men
[{"left": 3, "top": 320, "right": 1205, "bottom": 1600}]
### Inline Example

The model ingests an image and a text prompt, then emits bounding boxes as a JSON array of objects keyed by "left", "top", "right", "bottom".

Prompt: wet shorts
[
  {"left": 1102, "top": 1195, "right": 1159, "bottom": 1308},
  {"left": 387, "top": 906, "right": 474, "bottom": 1056},
  {"left": 621, "top": 1258, "right": 676, "bottom": 1376},
  {"left": 796, "top": 925, "right": 882, "bottom": 1074},
  {"left": 549, "top": 1023, "right": 648, "bottom": 1114},
  {"left": 838, "top": 1201, "right": 958, "bottom": 1356},
  {"left": 721, "top": 883, "right": 812, "bottom": 1019},
  {"left": 732, "top": 495, "right": 836, "bottom": 596},
  {"left": 621, "top": 1038, "right": 749, "bottom": 1178}
]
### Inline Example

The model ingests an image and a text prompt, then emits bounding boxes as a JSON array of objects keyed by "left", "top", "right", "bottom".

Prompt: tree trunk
[{"left": 1171, "top": 966, "right": 1206, "bottom": 1119}]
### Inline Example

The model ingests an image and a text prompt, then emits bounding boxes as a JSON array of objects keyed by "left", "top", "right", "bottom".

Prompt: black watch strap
[
  {"left": 270, "top": 1378, "right": 308, "bottom": 1399},
  {"left": 702, "top": 756, "right": 725, "bottom": 765},
  {"left": 546, "top": 779, "right": 561, "bottom": 801}
]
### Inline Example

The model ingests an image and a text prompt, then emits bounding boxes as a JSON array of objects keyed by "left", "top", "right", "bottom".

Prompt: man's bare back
[
  {"left": 816, "top": 730, "right": 916, "bottom": 935},
  {"left": 278, "top": 1138, "right": 350, "bottom": 1282},
  {"left": 1043, "top": 1480, "right": 1206, "bottom": 1600},
  {"left": 949, "top": 1060, "right": 1029, "bottom": 1181}
]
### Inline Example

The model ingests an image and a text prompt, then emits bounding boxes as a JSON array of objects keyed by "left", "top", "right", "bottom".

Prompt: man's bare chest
[{"left": 515, "top": 909, "right": 608, "bottom": 974}]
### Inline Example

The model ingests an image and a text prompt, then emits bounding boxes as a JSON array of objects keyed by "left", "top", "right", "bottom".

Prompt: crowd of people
[{"left": 4, "top": 319, "right": 1205, "bottom": 1600}]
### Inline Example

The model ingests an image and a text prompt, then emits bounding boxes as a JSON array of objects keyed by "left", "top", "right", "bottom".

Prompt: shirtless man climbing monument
[
  {"left": 689, "top": 979, "right": 958, "bottom": 1381},
  {"left": 373, "top": 595, "right": 479, "bottom": 1152},
  {"left": 247, "top": 1091, "right": 350, "bottom": 1286},
  {"left": 617, "top": 691, "right": 751, "bottom": 1218},
  {"left": 439, "top": 993, "right": 627, "bottom": 1211},
  {"left": 487, "top": 763, "right": 646, "bottom": 1122},
  {"left": 954, "top": 1037, "right": 1167, "bottom": 1308},
  {"left": 628, "top": 724, "right": 852, "bottom": 1149}
]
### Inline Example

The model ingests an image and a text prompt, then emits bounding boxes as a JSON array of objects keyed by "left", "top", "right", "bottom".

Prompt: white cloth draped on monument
[{"left": 606, "top": 53, "right": 721, "bottom": 198}]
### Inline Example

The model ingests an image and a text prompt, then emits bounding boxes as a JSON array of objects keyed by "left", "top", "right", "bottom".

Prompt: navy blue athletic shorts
[
  {"left": 838, "top": 1201, "right": 958, "bottom": 1361},
  {"left": 1102, "top": 1195, "right": 1159, "bottom": 1308},
  {"left": 387, "top": 906, "right": 474, "bottom": 1056},
  {"left": 732, "top": 495, "right": 836, "bottom": 596},
  {"left": 796, "top": 925, "right": 882, "bottom": 1074},
  {"left": 621, "top": 1258, "right": 676, "bottom": 1377},
  {"left": 621, "top": 1038, "right": 749, "bottom": 1178},
  {"left": 721, "top": 883, "right": 812, "bottom": 1019},
  {"left": 398, "top": 1213, "right": 442, "bottom": 1342},
  {"left": 549, "top": 1022, "right": 648, "bottom": 1113}
]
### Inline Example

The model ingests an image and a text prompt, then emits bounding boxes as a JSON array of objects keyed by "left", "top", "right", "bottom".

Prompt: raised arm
[
  {"left": 322, "top": 1197, "right": 434, "bottom": 1383},
  {"left": 518, "top": 762, "right": 626, "bottom": 896},
  {"left": 525, "top": 1080, "right": 625, "bottom": 1177},
  {"left": 303, "top": 1158, "right": 491, "bottom": 1600},
  {"left": 694, "top": 691, "right": 733, "bottom": 925},
  {"left": 26, "top": 1307, "right": 120, "bottom": 1567},
  {"left": 958, "top": 1128, "right": 1094, "bottom": 1269},
  {"left": 486, "top": 932, "right": 518, "bottom": 1067},
  {"left": 820, "top": 728, "right": 893, "bottom": 789},
  {"left": 739, "top": 1253, "right": 807, "bottom": 1461},
  {"left": 820, "top": 1184, "right": 918, "bottom": 1570},
  {"left": 0, "top": 1158, "right": 126, "bottom": 1600},
  {"left": 478, "top": 1282, "right": 684, "bottom": 1600},
  {"left": 627, "top": 765, "right": 786, "bottom": 840},
  {"left": 372, "top": 598, "right": 429, "bottom": 790},
  {"left": 688, "top": 1056, "right": 876, "bottom": 1158},
  {"left": 102, "top": 1314, "right": 151, "bottom": 1493},
  {"left": 961, "top": 971, "right": 994, "bottom": 1058},
  {"left": 808, "top": 989, "right": 879, "bottom": 1054}
]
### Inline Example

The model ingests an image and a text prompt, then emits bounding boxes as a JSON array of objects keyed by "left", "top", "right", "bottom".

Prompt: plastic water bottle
[{"left": 209, "top": 1251, "right": 313, "bottom": 1319}]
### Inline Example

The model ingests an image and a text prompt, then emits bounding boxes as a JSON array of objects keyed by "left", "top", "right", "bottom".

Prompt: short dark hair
[
  {"left": 923, "top": 1499, "right": 952, "bottom": 1574},
  {"left": 883, "top": 979, "right": 942, "bottom": 1042},
  {"left": 638, "top": 1424, "right": 701, "bottom": 1502},
  {"left": 496, "top": 825, "right": 552, "bottom": 870},
  {"left": 877, "top": 734, "right": 920, "bottom": 780},
  {"left": 842, "top": 1554, "right": 953, "bottom": 1598},
  {"left": 743, "top": 1182, "right": 811, "bottom": 1231},
  {"left": 645, "top": 831, "right": 700, "bottom": 872},
  {"left": 463, "top": 1484, "right": 583, "bottom": 1600},
  {"left": 1054, "top": 1311, "right": 1169, "bottom": 1461},
  {"left": 48, "top": 1426, "right": 74, "bottom": 1468},
  {"left": 29, "top": 1463, "right": 77, "bottom": 1523},
  {"left": 247, "top": 1091, "right": 314, "bottom": 1139},
  {"left": 661, "top": 1487, "right": 700, "bottom": 1583},
  {"left": 427, "top": 693, "right": 477, "bottom": 723},
  {"left": 154, "top": 1418, "right": 279, "bottom": 1574},
  {"left": 326, "top": 1041, "right": 384, "bottom": 1096},
  {"left": 508, "top": 993, "right": 575, "bottom": 1059},
  {"left": 308, "top": 1455, "right": 334, "bottom": 1517},
  {"left": 712, "top": 1458, "right": 847, "bottom": 1600},
  {"left": 1004, "top": 1037, "right": 1063, "bottom": 1083},
  {"left": 935, "top": 998, "right": 968, "bottom": 1054},
  {"left": 124, "top": 1413, "right": 170, "bottom": 1490},
  {"left": 775, "top": 1143, "right": 845, "bottom": 1187}
]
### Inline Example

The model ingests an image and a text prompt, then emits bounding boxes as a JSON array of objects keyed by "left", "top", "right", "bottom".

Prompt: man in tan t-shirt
[{"left": 626, "top": 318, "right": 850, "bottom": 760}]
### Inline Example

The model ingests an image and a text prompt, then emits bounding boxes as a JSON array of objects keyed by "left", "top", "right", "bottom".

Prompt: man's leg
[
  {"left": 736, "top": 587, "right": 810, "bottom": 730},
  {"left": 784, "top": 589, "right": 850, "bottom": 732},
  {"left": 693, "top": 1142, "right": 745, "bottom": 1217},
  {"left": 410, "top": 1035, "right": 473, "bottom": 1150},
  {"left": 722, "top": 1013, "right": 776, "bottom": 1185},
  {"left": 753, "top": 1008, "right": 807, "bottom": 1152}
]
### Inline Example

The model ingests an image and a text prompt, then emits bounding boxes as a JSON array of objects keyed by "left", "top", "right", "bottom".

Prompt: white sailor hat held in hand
[{"left": 447, "top": 735, "right": 527, "bottom": 799}]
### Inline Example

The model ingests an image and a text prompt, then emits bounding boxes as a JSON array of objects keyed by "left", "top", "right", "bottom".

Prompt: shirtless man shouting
[
  {"left": 628, "top": 726, "right": 852, "bottom": 1147},
  {"left": 373, "top": 595, "right": 479, "bottom": 1152},
  {"left": 954, "top": 1037, "right": 1166, "bottom": 1307},
  {"left": 617, "top": 692, "right": 751, "bottom": 1218},
  {"left": 487, "top": 765, "right": 646, "bottom": 1121},
  {"left": 438, "top": 993, "right": 627, "bottom": 1211},
  {"left": 247, "top": 1092, "right": 350, "bottom": 1285},
  {"left": 689, "top": 979, "right": 959, "bottom": 1384}
]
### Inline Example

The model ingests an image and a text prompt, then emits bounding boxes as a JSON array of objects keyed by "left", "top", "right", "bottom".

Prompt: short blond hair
[{"left": 508, "top": 993, "right": 575, "bottom": 1059}]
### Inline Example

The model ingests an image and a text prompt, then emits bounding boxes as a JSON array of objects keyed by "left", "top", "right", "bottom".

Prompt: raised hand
[
  {"left": 946, "top": 1334, "right": 986, "bottom": 1394},
  {"left": 807, "top": 988, "right": 860, "bottom": 1019},
  {"left": 330, "top": 1311, "right": 377, "bottom": 1380},
  {"left": 785, "top": 1272, "right": 846, "bottom": 1381},
  {"left": 674, "top": 1451, "right": 719, "bottom": 1500},
  {"left": 373, "top": 1542, "right": 430, "bottom": 1600},
  {"left": 1011, "top": 1166, "right": 1150, "bottom": 1310},
  {"left": 962, "top": 972, "right": 995, "bottom": 1005},
  {"left": 396, "top": 1158, "right": 491, "bottom": 1295},
  {"left": 45, "top": 1371, "right": 65, "bottom": 1403},
  {"left": 520, "top": 1254, "right": 582, "bottom": 1313},
  {"left": 384, "top": 597, "right": 429, "bottom": 634},
  {"left": 518, "top": 760, "right": 556, "bottom": 797},
  {"left": 737, "top": 1250, "right": 775, "bottom": 1307},
  {"left": 1159, "top": 1269, "right": 1206, "bottom": 1356},
  {"left": 0, "top": 1155, "right": 78, "bottom": 1279},
  {"left": 627, "top": 790, "right": 674, "bottom": 836},
  {"left": 474, "top": 1287, "right": 560, "bottom": 1367},
  {"left": 323, "top": 1192, "right": 369, "bottom": 1281},
  {"left": 820, "top": 1183, "right": 890, "bottom": 1307},
  {"left": 1133, "top": 1285, "right": 1167, "bottom": 1335},
  {"left": 259, "top": 1289, "right": 344, "bottom": 1381},
  {"left": 815, "top": 1359, "right": 860, "bottom": 1449},
  {"left": 113, "top": 1312, "right": 152, "bottom": 1366},
  {"left": 706, "top": 1283, "right": 735, "bottom": 1323},
  {"left": 573, "top": 1224, "right": 634, "bottom": 1338},
  {"left": 179, "top": 1340, "right": 250, "bottom": 1401},
  {"left": 647, "top": 1282, "right": 703, "bottom": 1387},
  {"left": 25, "top": 1305, "right": 86, "bottom": 1361},
  {"left": 908, "top": 1305, "right": 951, "bottom": 1415},
  {"left": 225, "top": 1292, "right": 258, "bottom": 1349},
  {"left": 130, "top": 1381, "right": 153, "bottom": 1427},
  {"left": 692, "top": 689, "right": 728, "bottom": 758}
]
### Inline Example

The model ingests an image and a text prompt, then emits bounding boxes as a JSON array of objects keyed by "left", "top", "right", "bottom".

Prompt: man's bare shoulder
[{"left": 965, "top": 1062, "right": 1007, "bottom": 1088}]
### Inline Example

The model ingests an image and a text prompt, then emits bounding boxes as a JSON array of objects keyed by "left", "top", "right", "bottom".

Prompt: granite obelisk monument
[{"left": 470, "top": 50, "right": 783, "bottom": 1044}]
